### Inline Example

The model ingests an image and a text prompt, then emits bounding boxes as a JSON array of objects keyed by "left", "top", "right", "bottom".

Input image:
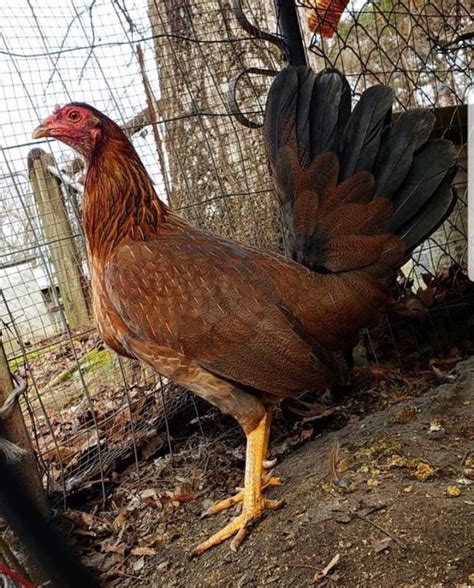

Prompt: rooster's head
[{"left": 32, "top": 103, "right": 106, "bottom": 158}]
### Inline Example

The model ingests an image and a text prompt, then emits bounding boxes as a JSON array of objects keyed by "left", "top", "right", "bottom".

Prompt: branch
[
  {"left": 431, "top": 30, "right": 474, "bottom": 51},
  {"left": 136, "top": 44, "right": 173, "bottom": 207}
]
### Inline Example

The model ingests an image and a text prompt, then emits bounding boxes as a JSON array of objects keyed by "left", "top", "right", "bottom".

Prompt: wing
[{"left": 104, "top": 225, "right": 335, "bottom": 397}]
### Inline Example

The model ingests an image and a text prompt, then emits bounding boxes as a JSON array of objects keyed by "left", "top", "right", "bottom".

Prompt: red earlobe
[{"left": 90, "top": 127, "right": 101, "bottom": 146}]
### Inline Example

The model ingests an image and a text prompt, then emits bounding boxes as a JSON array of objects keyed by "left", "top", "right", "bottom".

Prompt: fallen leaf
[
  {"left": 391, "top": 406, "right": 416, "bottom": 424},
  {"left": 133, "top": 556, "right": 145, "bottom": 572},
  {"left": 447, "top": 485, "right": 461, "bottom": 497},
  {"left": 131, "top": 546, "right": 157, "bottom": 557},
  {"left": 414, "top": 462, "right": 435, "bottom": 481},
  {"left": 140, "top": 488, "right": 157, "bottom": 500},
  {"left": 100, "top": 537, "right": 126, "bottom": 555},
  {"left": 112, "top": 510, "right": 127, "bottom": 533}
]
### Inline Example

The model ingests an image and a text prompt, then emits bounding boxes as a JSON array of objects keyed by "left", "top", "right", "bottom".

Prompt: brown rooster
[{"left": 32, "top": 66, "right": 456, "bottom": 554}]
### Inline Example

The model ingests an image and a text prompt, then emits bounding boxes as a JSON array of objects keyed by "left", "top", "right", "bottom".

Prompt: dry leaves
[
  {"left": 447, "top": 485, "right": 462, "bottom": 497},
  {"left": 386, "top": 454, "right": 435, "bottom": 481},
  {"left": 391, "top": 406, "right": 417, "bottom": 424}
]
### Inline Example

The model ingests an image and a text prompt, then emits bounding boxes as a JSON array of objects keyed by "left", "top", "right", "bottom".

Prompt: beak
[{"left": 32, "top": 123, "right": 50, "bottom": 140}]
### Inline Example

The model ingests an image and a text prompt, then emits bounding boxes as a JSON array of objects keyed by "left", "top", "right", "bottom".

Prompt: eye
[{"left": 68, "top": 110, "right": 81, "bottom": 122}]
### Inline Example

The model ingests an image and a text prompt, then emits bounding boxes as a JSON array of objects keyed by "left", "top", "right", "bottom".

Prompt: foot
[
  {"left": 193, "top": 497, "right": 283, "bottom": 555},
  {"left": 193, "top": 407, "right": 280, "bottom": 555},
  {"left": 203, "top": 475, "right": 282, "bottom": 517}
]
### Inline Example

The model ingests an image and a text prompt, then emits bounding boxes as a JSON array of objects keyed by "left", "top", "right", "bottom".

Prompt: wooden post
[{"left": 28, "top": 149, "right": 90, "bottom": 331}]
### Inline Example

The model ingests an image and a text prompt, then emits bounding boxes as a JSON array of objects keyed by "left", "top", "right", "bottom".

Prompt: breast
[{"left": 89, "top": 257, "right": 134, "bottom": 358}]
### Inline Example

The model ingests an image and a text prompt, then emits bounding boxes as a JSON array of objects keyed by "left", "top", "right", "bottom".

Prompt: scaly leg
[
  {"left": 203, "top": 475, "right": 282, "bottom": 516},
  {"left": 193, "top": 407, "right": 283, "bottom": 555},
  {"left": 203, "top": 409, "right": 282, "bottom": 517}
]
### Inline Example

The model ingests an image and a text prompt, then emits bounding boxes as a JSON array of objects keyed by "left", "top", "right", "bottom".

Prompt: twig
[
  {"left": 314, "top": 553, "right": 341, "bottom": 583},
  {"left": 431, "top": 31, "right": 474, "bottom": 51},
  {"left": 136, "top": 44, "right": 173, "bottom": 208},
  {"left": 283, "top": 563, "right": 318, "bottom": 570},
  {"left": 113, "top": 0, "right": 137, "bottom": 33},
  {"left": 327, "top": 440, "right": 341, "bottom": 482},
  {"left": 460, "top": 449, "right": 471, "bottom": 466},
  {"left": 354, "top": 512, "right": 407, "bottom": 549},
  {"left": 361, "top": 502, "right": 388, "bottom": 517}
]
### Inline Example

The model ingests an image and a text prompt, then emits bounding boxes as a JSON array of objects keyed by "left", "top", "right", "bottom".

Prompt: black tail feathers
[{"left": 264, "top": 66, "right": 457, "bottom": 273}]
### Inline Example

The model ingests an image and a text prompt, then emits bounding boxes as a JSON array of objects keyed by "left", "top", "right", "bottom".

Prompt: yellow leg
[
  {"left": 193, "top": 407, "right": 283, "bottom": 555},
  {"left": 203, "top": 475, "right": 282, "bottom": 517},
  {"left": 203, "top": 409, "right": 282, "bottom": 517}
]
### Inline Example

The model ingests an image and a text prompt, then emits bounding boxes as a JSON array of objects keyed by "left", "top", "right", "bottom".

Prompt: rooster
[{"left": 32, "top": 66, "right": 456, "bottom": 554}]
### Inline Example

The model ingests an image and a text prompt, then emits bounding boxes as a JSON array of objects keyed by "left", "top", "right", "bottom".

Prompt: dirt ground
[{"left": 64, "top": 356, "right": 474, "bottom": 587}]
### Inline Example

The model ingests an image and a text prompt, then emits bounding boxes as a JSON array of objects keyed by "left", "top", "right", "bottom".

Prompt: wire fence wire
[{"left": 0, "top": 0, "right": 470, "bottom": 502}]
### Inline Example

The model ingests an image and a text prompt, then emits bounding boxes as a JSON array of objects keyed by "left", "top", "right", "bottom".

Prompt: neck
[{"left": 82, "top": 135, "right": 167, "bottom": 258}]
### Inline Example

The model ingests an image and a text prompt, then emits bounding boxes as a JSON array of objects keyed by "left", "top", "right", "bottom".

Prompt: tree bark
[{"left": 147, "top": 0, "right": 286, "bottom": 252}]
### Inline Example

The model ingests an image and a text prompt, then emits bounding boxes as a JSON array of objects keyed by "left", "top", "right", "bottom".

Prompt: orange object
[{"left": 307, "top": 0, "right": 350, "bottom": 37}]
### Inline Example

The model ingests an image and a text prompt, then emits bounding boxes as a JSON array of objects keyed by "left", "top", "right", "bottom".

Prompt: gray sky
[{"left": 0, "top": 0, "right": 160, "bottom": 179}]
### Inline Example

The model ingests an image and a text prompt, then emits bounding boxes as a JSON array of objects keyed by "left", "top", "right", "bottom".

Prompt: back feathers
[{"left": 264, "top": 66, "right": 457, "bottom": 276}]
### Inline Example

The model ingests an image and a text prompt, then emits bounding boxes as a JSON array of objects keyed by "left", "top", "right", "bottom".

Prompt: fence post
[
  {"left": 0, "top": 333, "right": 47, "bottom": 514},
  {"left": 28, "top": 149, "right": 89, "bottom": 331},
  {"left": 274, "top": 0, "right": 307, "bottom": 65}
]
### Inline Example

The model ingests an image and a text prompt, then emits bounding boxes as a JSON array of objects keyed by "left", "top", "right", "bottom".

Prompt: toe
[
  {"left": 202, "top": 490, "right": 244, "bottom": 517},
  {"left": 263, "top": 474, "right": 283, "bottom": 488},
  {"left": 193, "top": 514, "right": 246, "bottom": 555}
]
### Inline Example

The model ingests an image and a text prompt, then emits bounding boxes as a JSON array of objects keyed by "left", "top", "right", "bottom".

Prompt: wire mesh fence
[{"left": 0, "top": 0, "right": 470, "bottom": 503}]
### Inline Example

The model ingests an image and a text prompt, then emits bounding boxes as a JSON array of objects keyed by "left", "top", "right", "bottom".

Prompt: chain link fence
[{"left": 0, "top": 0, "right": 470, "bottom": 503}]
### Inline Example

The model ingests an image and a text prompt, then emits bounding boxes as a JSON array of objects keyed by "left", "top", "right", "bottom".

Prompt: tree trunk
[
  {"left": 0, "top": 335, "right": 47, "bottom": 515},
  {"left": 147, "top": 0, "right": 286, "bottom": 252}
]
